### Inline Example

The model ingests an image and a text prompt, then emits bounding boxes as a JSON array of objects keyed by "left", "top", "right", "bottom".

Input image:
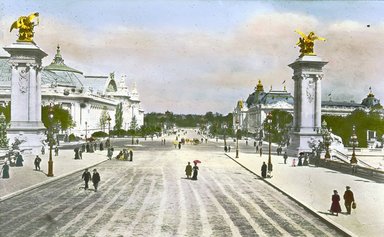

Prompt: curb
[
  {"left": 0, "top": 158, "right": 109, "bottom": 202},
  {"left": 225, "top": 153, "right": 357, "bottom": 237}
]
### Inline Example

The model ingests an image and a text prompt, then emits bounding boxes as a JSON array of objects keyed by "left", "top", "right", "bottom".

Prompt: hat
[{"left": 346, "top": 186, "right": 351, "bottom": 189}]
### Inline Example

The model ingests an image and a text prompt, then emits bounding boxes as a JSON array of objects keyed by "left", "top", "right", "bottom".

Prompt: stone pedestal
[
  {"left": 287, "top": 55, "right": 327, "bottom": 156},
  {"left": 3, "top": 42, "right": 47, "bottom": 154}
]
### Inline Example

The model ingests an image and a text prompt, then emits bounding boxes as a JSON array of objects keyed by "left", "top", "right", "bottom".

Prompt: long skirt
[{"left": 330, "top": 201, "right": 341, "bottom": 213}]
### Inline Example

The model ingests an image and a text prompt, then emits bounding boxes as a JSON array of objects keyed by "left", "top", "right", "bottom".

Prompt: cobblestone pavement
[{"left": 0, "top": 143, "right": 346, "bottom": 237}]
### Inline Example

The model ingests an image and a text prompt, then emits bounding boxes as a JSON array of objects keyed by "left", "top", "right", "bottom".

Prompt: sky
[{"left": 1, "top": 0, "right": 384, "bottom": 115}]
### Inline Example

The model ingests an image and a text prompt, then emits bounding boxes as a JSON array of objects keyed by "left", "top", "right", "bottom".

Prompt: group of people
[
  {"left": 330, "top": 186, "right": 356, "bottom": 216},
  {"left": 185, "top": 161, "right": 199, "bottom": 180},
  {"left": 115, "top": 149, "right": 133, "bottom": 161},
  {"left": 81, "top": 168, "right": 101, "bottom": 192},
  {"left": 224, "top": 145, "right": 231, "bottom": 152},
  {"left": 0, "top": 152, "right": 25, "bottom": 178}
]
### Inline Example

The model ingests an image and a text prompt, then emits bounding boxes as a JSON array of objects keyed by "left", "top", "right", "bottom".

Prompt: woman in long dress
[
  {"left": 1, "top": 162, "right": 10, "bottom": 178},
  {"left": 191, "top": 163, "right": 199, "bottom": 180},
  {"left": 330, "top": 190, "right": 342, "bottom": 216}
]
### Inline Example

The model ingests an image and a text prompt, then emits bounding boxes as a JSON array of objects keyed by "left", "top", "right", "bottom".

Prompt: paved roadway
[{"left": 0, "top": 131, "right": 346, "bottom": 237}]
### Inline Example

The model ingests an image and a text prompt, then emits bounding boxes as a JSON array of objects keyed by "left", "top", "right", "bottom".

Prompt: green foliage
[
  {"left": 68, "top": 133, "right": 76, "bottom": 142},
  {"left": 323, "top": 109, "right": 384, "bottom": 147},
  {"left": 114, "top": 102, "right": 123, "bottom": 130},
  {"left": 0, "top": 103, "right": 10, "bottom": 123},
  {"left": 92, "top": 131, "right": 108, "bottom": 137},
  {"left": 110, "top": 129, "right": 126, "bottom": 137},
  {"left": 144, "top": 111, "right": 233, "bottom": 136},
  {"left": 99, "top": 107, "right": 110, "bottom": 131},
  {"left": 42, "top": 104, "right": 74, "bottom": 130},
  {"left": 263, "top": 110, "right": 293, "bottom": 145},
  {"left": 0, "top": 113, "right": 9, "bottom": 148},
  {"left": 130, "top": 116, "right": 138, "bottom": 131}
]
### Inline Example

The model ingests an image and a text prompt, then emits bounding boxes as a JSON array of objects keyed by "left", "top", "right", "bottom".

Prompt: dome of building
[
  {"left": 361, "top": 88, "right": 381, "bottom": 108},
  {"left": 44, "top": 45, "right": 84, "bottom": 88}
]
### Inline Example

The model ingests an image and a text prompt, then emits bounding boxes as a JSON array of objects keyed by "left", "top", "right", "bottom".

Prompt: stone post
[
  {"left": 287, "top": 55, "right": 327, "bottom": 156},
  {"left": 4, "top": 42, "right": 48, "bottom": 153}
]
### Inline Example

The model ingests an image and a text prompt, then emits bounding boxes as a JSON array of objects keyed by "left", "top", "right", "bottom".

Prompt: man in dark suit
[
  {"left": 82, "top": 169, "right": 91, "bottom": 190},
  {"left": 92, "top": 169, "right": 101, "bottom": 192}
]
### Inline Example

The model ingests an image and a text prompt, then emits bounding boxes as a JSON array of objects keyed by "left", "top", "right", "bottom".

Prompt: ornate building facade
[
  {"left": 0, "top": 45, "right": 144, "bottom": 138},
  {"left": 233, "top": 80, "right": 380, "bottom": 135}
]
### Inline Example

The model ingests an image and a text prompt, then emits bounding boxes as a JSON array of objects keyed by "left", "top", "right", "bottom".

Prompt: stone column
[
  {"left": 287, "top": 55, "right": 327, "bottom": 156},
  {"left": 4, "top": 42, "right": 48, "bottom": 153}
]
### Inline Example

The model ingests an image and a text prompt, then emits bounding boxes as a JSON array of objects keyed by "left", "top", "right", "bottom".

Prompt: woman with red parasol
[{"left": 191, "top": 160, "right": 201, "bottom": 180}]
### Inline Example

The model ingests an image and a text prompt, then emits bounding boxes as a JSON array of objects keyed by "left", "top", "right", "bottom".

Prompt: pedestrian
[
  {"left": 298, "top": 154, "right": 303, "bottom": 166},
  {"left": 92, "top": 169, "right": 101, "bottom": 192},
  {"left": 283, "top": 152, "right": 288, "bottom": 164},
  {"left": 82, "top": 168, "right": 91, "bottom": 190},
  {"left": 224, "top": 145, "right": 227, "bottom": 152},
  {"left": 185, "top": 162, "right": 192, "bottom": 179},
  {"left": 129, "top": 149, "right": 133, "bottom": 161},
  {"left": 191, "top": 162, "right": 199, "bottom": 180},
  {"left": 292, "top": 158, "right": 296, "bottom": 167},
  {"left": 99, "top": 142, "right": 104, "bottom": 151},
  {"left": 228, "top": 146, "right": 231, "bottom": 152},
  {"left": 107, "top": 147, "right": 113, "bottom": 160},
  {"left": 330, "top": 190, "right": 342, "bottom": 216},
  {"left": 178, "top": 142, "right": 181, "bottom": 149},
  {"left": 1, "top": 161, "right": 10, "bottom": 178},
  {"left": 79, "top": 148, "right": 83, "bottom": 159},
  {"left": 259, "top": 147, "right": 263, "bottom": 157},
  {"left": 261, "top": 162, "right": 267, "bottom": 178},
  {"left": 343, "top": 186, "right": 355, "bottom": 215},
  {"left": 54, "top": 146, "right": 59, "bottom": 156},
  {"left": 74, "top": 147, "right": 80, "bottom": 159},
  {"left": 41, "top": 145, "right": 45, "bottom": 155},
  {"left": 34, "top": 155, "right": 42, "bottom": 171},
  {"left": 15, "top": 152, "right": 24, "bottom": 167}
]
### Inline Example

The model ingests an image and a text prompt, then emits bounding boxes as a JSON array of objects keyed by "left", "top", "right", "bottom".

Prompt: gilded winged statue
[
  {"left": 10, "top": 12, "right": 40, "bottom": 42},
  {"left": 295, "top": 30, "right": 325, "bottom": 56}
]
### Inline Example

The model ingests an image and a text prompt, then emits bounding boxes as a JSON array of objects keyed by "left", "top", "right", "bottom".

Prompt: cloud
[{"left": 1, "top": 12, "right": 383, "bottom": 114}]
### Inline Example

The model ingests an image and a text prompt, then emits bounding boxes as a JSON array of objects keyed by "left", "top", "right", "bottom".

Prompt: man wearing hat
[
  {"left": 343, "top": 186, "right": 355, "bottom": 214},
  {"left": 92, "top": 169, "right": 101, "bottom": 192}
]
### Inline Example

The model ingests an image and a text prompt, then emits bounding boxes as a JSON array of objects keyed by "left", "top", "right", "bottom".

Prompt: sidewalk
[
  {"left": 227, "top": 151, "right": 384, "bottom": 237},
  {"left": 0, "top": 148, "right": 110, "bottom": 201}
]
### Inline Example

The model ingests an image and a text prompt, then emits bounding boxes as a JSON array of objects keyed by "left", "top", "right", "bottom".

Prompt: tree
[
  {"left": 0, "top": 103, "right": 10, "bottom": 123},
  {"left": 114, "top": 102, "right": 123, "bottom": 130},
  {"left": 42, "top": 104, "right": 74, "bottom": 131},
  {"left": 263, "top": 110, "right": 293, "bottom": 145},
  {"left": 128, "top": 116, "right": 138, "bottom": 144},
  {"left": 0, "top": 113, "right": 9, "bottom": 148},
  {"left": 99, "top": 106, "right": 110, "bottom": 132},
  {"left": 323, "top": 109, "right": 384, "bottom": 147}
]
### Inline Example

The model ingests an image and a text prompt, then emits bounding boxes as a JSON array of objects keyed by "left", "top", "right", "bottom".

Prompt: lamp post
[
  {"left": 320, "top": 120, "right": 332, "bottom": 160},
  {"left": 349, "top": 125, "right": 358, "bottom": 164},
  {"left": 107, "top": 116, "right": 111, "bottom": 139},
  {"left": 47, "top": 104, "right": 54, "bottom": 177},
  {"left": 235, "top": 114, "right": 239, "bottom": 158},
  {"left": 223, "top": 123, "right": 227, "bottom": 150},
  {"left": 85, "top": 121, "right": 88, "bottom": 141},
  {"left": 267, "top": 112, "right": 273, "bottom": 173}
]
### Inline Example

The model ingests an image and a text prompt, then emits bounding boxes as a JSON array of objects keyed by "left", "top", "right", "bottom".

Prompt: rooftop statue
[
  {"left": 295, "top": 30, "right": 325, "bottom": 56},
  {"left": 10, "top": 12, "right": 40, "bottom": 42}
]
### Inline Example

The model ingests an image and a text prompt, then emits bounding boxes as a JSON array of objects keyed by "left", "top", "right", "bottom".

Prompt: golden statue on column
[
  {"left": 10, "top": 12, "right": 40, "bottom": 42},
  {"left": 295, "top": 30, "right": 325, "bottom": 56}
]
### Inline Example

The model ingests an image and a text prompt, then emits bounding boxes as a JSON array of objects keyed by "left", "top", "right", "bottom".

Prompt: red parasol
[{"left": 193, "top": 160, "right": 201, "bottom": 164}]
